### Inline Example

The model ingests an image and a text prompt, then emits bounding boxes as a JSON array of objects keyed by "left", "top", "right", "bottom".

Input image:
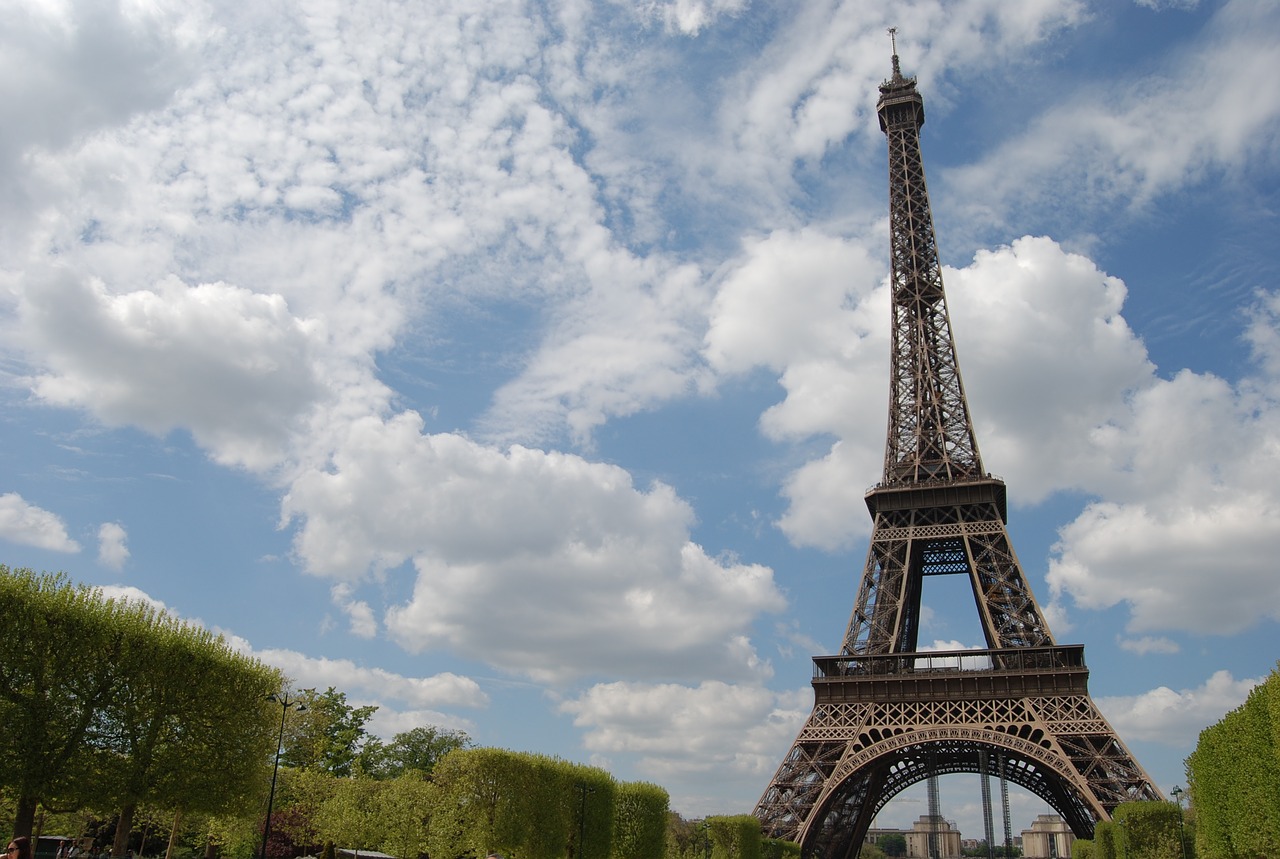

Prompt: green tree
[
  {"left": 362, "top": 725, "right": 471, "bottom": 779},
  {"left": 1188, "top": 664, "right": 1280, "bottom": 859},
  {"left": 98, "top": 611, "right": 280, "bottom": 857},
  {"left": 611, "top": 782, "right": 668, "bottom": 859},
  {"left": 663, "top": 813, "right": 704, "bottom": 859},
  {"left": 0, "top": 568, "right": 132, "bottom": 836},
  {"left": 1092, "top": 820, "right": 1120, "bottom": 859},
  {"left": 376, "top": 772, "right": 435, "bottom": 859},
  {"left": 1111, "top": 802, "right": 1185, "bottom": 859},
  {"left": 275, "top": 766, "right": 339, "bottom": 853},
  {"left": 427, "top": 748, "right": 626, "bottom": 859},
  {"left": 315, "top": 776, "right": 382, "bottom": 852},
  {"left": 428, "top": 747, "right": 529, "bottom": 859},
  {"left": 876, "top": 833, "right": 906, "bottom": 857},
  {"left": 705, "top": 815, "right": 761, "bottom": 859},
  {"left": 1071, "top": 839, "right": 1095, "bottom": 859},
  {"left": 280, "top": 688, "right": 378, "bottom": 777},
  {"left": 759, "top": 838, "right": 800, "bottom": 859}
]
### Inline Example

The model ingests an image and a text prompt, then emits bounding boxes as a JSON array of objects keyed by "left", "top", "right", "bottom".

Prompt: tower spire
[{"left": 888, "top": 27, "right": 901, "bottom": 79}]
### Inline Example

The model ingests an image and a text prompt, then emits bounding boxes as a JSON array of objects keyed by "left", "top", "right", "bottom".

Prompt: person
[{"left": 7, "top": 837, "right": 32, "bottom": 859}]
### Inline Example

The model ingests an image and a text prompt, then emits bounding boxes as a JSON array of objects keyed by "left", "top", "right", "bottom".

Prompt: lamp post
[
  {"left": 576, "top": 783, "right": 596, "bottom": 859},
  {"left": 1171, "top": 786, "right": 1189, "bottom": 859},
  {"left": 260, "top": 692, "right": 306, "bottom": 859}
]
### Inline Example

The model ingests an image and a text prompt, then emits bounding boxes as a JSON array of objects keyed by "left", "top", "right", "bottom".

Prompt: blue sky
[{"left": 2, "top": 0, "right": 1279, "bottom": 842}]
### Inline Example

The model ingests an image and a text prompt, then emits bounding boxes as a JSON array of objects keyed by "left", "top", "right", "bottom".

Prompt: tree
[
  {"left": 611, "top": 782, "right": 668, "bottom": 859},
  {"left": 280, "top": 688, "right": 378, "bottom": 777},
  {"left": 97, "top": 611, "right": 281, "bottom": 857},
  {"left": 428, "top": 748, "right": 628, "bottom": 859},
  {"left": 427, "top": 747, "right": 524, "bottom": 859},
  {"left": 705, "top": 816, "right": 761, "bottom": 859},
  {"left": 274, "top": 767, "right": 339, "bottom": 856},
  {"left": 376, "top": 772, "right": 436, "bottom": 859},
  {"left": 875, "top": 833, "right": 906, "bottom": 857},
  {"left": 1111, "top": 802, "right": 1185, "bottom": 859},
  {"left": 664, "top": 813, "right": 705, "bottom": 859},
  {"left": 1188, "top": 664, "right": 1280, "bottom": 859},
  {"left": 315, "top": 776, "right": 382, "bottom": 853},
  {"left": 362, "top": 725, "right": 471, "bottom": 779},
  {"left": 0, "top": 568, "right": 133, "bottom": 836}
]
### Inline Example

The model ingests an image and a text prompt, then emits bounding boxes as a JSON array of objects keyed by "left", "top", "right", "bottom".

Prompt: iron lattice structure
[{"left": 753, "top": 50, "right": 1161, "bottom": 859}]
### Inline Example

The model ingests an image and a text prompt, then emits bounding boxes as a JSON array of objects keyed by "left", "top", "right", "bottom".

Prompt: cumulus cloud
[
  {"left": 254, "top": 646, "right": 488, "bottom": 711},
  {"left": 710, "top": 229, "right": 1280, "bottom": 639},
  {"left": 561, "top": 680, "right": 809, "bottom": 797},
  {"left": 96, "top": 584, "right": 170, "bottom": 612},
  {"left": 331, "top": 583, "right": 377, "bottom": 639},
  {"left": 1045, "top": 290, "right": 1280, "bottom": 636},
  {"left": 0, "top": 0, "right": 205, "bottom": 216},
  {"left": 283, "top": 411, "right": 784, "bottom": 683},
  {"left": 715, "top": 235, "right": 1158, "bottom": 550},
  {"left": 97, "top": 522, "right": 129, "bottom": 570},
  {"left": 0, "top": 492, "right": 80, "bottom": 552},
  {"left": 481, "top": 256, "right": 712, "bottom": 446},
  {"left": 1098, "top": 670, "right": 1263, "bottom": 746},
  {"left": 20, "top": 270, "right": 323, "bottom": 470}
]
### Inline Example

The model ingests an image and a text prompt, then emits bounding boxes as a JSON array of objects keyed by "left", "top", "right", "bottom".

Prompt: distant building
[
  {"left": 1021, "top": 814, "right": 1074, "bottom": 859},
  {"left": 903, "top": 815, "right": 962, "bottom": 858}
]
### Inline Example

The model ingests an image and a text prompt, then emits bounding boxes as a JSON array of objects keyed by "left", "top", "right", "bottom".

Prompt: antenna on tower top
[{"left": 887, "top": 27, "right": 901, "bottom": 78}]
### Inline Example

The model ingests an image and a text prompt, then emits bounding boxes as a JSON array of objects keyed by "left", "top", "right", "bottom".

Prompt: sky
[{"left": 2, "top": 0, "right": 1279, "bottom": 844}]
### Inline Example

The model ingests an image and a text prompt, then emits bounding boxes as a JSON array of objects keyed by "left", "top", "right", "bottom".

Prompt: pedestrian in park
[{"left": 7, "top": 837, "right": 32, "bottom": 859}]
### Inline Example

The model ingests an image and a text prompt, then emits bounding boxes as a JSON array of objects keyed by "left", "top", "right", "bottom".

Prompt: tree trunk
[
  {"left": 112, "top": 802, "right": 137, "bottom": 859},
  {"left": 164, "top": 811, "right": 182, "bottom": 859},
  {"left": 13, "top": 794, "right": 39, "bottom": 839}
]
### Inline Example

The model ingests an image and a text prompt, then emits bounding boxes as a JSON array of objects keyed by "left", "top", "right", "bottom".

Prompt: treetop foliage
[{"left": 0, "top": 565, "right": 282, "bottom": 840}]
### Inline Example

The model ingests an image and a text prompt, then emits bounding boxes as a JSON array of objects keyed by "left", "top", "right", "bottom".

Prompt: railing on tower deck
[{"left": 813, "top": 645, "right": 1087, "bottom": 680}]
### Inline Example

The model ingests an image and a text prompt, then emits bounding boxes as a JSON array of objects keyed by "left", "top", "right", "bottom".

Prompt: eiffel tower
[{"left": 753, "top": 41, "right": 1161, "bottom": 859}]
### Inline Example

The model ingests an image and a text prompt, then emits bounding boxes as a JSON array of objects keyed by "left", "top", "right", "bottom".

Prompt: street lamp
[
  {"left": 260, "top": 692, "right": 306, "bottom": 859},
  {"left": 1171, "top": 786, "right": 1189, "bottom": 859},
  {"left": 576, "top": 782, "right": 596, "bottom": 859}
]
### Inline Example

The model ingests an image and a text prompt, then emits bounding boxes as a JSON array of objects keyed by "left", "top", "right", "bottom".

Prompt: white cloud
[
  {"left": 20, "top": 270, "right": 323, "bottom": 471},
  {"left": 715, "top": 231, "right": 1280, "bottom": 639},
  {"left": 1097, "top": 669, "right": 1262, "bottom": 746},
  {"left": 0, "top": 492, "right": 80, "bottom": 552},
  {"left": 948, "top": 238, "right": 1156, "bottom": 502},
  {"left": 331, "top": 582, "right": 377, "bottom": 639},
  {"left": 481, "top": 255, "right": 713, "bottom": 446},
  {"left": 252, "top": 647, "right": 488, "bottom": 711},
  {"left": 366, "top": 707, "right": 476, "bottom": 742},
  {"left": 561, "top": 680, "right": 809, "bottom": 811},
  {"left": 97, "top": 522, "right": 129, "bottom": 570},
  {"left": 720, "top": 1, "right": 1089, "bottom": 171},
  {"left": 730, "top": 235, "right": 1157, "bottom": 550},
  {"left": 1046, "top": 289, "right": 1280, "bottom": 636},
  {"left": 96, "top": 584, "right": 169, "bottom": 612},
  {"left": 1134, "top": 0, "right": 1200, "bottom": 9},
  {"left": 947, "top": 0, "right": 1280, "bottom": 230},
  {"left": 284, "top": 411, "right": 784, "bottom": 683},
  {"left": 0, "top": 0, "right": 206, "bottom": 210},
  {"left": 633, "top": 0, "right": 747, "bottom": 36},
  {"left": 1118, "top": 635, "right": 1179, "bottom": 656}
]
